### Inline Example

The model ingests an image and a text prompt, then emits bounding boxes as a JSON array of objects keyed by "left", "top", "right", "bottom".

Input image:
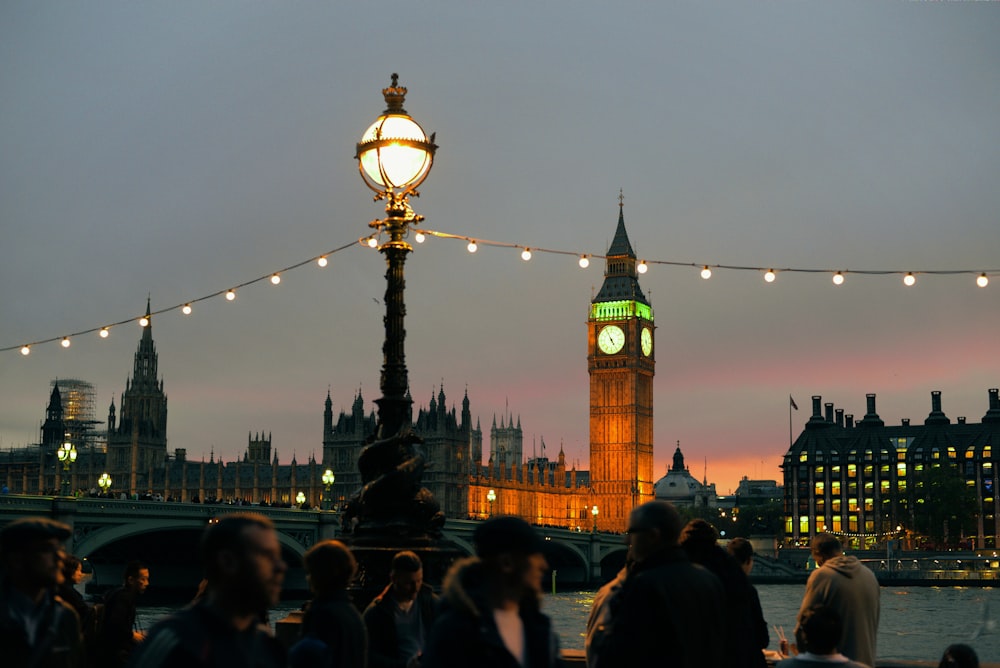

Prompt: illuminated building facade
[
  {"left": 587, "top": 201, "right": 655, "bottom": 531},
  {"left": 783, "top": 390, "right": 1000, "bottom": 548}
]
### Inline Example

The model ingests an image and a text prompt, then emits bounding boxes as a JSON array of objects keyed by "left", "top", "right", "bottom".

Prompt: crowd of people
[{"left": 0, "top": 503, "right": 985, "bottom": 668}]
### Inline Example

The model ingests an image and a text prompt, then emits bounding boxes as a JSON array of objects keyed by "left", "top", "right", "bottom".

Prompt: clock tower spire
[{"left": 588, "top": 195, "right": 655, "bottom": 532}]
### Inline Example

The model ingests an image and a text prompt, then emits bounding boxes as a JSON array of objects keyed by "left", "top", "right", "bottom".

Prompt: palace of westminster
[{"left": 3, "top": 206, "right": 999, "bottom": 543}]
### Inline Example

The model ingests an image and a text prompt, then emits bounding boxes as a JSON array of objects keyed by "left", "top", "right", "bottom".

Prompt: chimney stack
[
  {"left": 846, "top": 414, "right": 854, "bottom": 428},
  {"left": 836, "top": 408, "right": 844, "bottom": 427},
  {"left": 825, "top": 403, "right": 834, "bottom": 423}
]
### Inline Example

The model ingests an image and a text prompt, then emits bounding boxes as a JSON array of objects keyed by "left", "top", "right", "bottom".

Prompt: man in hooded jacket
[{"left": 795, "top": 533, "right": 880, "bottom": 667}]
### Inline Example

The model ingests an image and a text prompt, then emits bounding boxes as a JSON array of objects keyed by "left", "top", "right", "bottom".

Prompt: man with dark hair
[
  {"left": 100, "top": 560, "right": 149, "bottom": 667},
  {"left": 364, "top": 550, "right": 438, "bottom": 668},
  {"left": 795, "top": 533, "right": 880, "bottom": 667},
  {"left": 597, "top": 501, "right": 726, "bottom": 668},
  {"left": 130, "top": 512, "right": 286, "bottom": 668},
  {"left": 423, "top": 516, "right": 561, "bottom": 668},
  {"left": 294, "top": 539, "right": 366, "bottom": 668},
  {"left": 0, "top": 517, "right": 83, "bottom": 668},
  {"left": 778, "top": 606, "right": 869, "bottom": 668},
  {"left": 726, "top": 537, "right": 770, "bottom": 666}
]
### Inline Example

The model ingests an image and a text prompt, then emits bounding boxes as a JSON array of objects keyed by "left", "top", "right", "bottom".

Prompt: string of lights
[{"left": 5, "top": 229, "right": 997, "bottom": 356}]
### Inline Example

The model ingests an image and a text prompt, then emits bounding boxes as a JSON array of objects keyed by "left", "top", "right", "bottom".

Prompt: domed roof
[{"left": 654, "top": 443, "right": 710, "bottom": 500}]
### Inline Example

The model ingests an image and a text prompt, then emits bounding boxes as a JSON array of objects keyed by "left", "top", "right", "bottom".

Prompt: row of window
[{"left": 798, "top": 444, "right": 993, "bottom": 463}]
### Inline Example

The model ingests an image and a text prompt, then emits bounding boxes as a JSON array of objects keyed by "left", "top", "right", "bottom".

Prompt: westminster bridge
[{"left": 0, "top": 495, "right": 626, "bottom": 592}]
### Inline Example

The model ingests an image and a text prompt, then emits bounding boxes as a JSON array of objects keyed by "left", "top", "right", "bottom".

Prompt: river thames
[{"left": 137, "top": 584, "right": 999, "bottom": 663}]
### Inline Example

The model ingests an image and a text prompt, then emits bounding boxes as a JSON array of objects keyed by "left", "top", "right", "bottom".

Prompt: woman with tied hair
[{"left": 291, "top": 540, "right": 367, "bottom": 668}]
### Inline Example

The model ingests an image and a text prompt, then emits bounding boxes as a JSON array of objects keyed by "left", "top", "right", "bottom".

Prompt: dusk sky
[{"left": 2, "top": 3, "right": 998, "bottom": 495}]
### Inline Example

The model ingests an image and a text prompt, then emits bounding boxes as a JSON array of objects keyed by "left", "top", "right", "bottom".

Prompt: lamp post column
[{"left": 375, "top": 205, "right": 414, "bottom": 439}]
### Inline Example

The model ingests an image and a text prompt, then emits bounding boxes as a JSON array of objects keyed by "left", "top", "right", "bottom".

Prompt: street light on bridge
[
  {"left": 57, "top": 441, "right": 77, "bottom": 496},
  {"left": 591, "top": 505, "right": 599, "bottom": 533},
  {"left": 296, "top": 491, "right": 306, "bottom": 509},
  {"left": 487, "top": 488, "right": 496, "bottom": 517},
  {"left": 98, "top": 472, "right": 112, "bottom": 497},
  {"left": 322, "top": 468, "right": 335, "bottom": 511}
]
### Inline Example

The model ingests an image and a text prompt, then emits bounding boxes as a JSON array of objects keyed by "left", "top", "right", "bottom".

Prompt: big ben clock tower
[{"left": 589, "top": 195, "right": 655, "bottom": 532}]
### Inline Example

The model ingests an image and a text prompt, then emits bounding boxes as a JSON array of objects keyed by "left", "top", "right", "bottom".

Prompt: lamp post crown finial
[{"left": 382, "top": 72, "right": 408, "bottom": 114}]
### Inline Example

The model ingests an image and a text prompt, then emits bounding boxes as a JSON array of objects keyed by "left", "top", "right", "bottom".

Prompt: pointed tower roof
[
  {"left": 593, "top": 193, "right": 649, "bottom": 306},
  {"left": 607, "top": 191, "right": 635, "bottom": 257}
]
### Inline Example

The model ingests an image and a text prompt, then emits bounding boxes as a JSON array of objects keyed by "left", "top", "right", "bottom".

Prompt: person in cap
[
  {"left": 422, "top": 515, "right": 561, "bottom": 668},
  {"left": 595, "top": 501, "right": 726, "bottom": 668},
  {"left": 363, "top": 550, "right": 438, "bottom": 668},
  {"left": 0, "top": 517, "right": 84, "bottom": 668}
]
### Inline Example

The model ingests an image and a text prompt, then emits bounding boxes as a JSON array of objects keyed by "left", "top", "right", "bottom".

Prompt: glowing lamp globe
[{"left": 356, "top": 74, "right": 436, "bottom": 197}]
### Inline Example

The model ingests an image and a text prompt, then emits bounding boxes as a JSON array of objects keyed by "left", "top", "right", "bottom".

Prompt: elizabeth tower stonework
[{"left": 588, "top": 200, "right": 655, "bottom": 531}]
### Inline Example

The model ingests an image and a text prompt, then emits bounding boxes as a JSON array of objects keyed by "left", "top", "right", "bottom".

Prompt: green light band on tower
[{"left": 590, "top": 300, "right": 653, "bottom": 322}]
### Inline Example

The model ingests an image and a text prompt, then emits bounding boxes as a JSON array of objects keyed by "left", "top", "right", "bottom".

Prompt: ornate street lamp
[
  {"left": 322, "top": 468, "right": 336, "bottom": 511},
  {"left": 57, "top": 441, "right": 77, "bottom": 496},
  {"left": 98, "top": 472, "right": 112, "bottom": 497},
  {"left": 487, "top": 488, "right": 496, "bottom": 518},
  {"left": 591, "top": 505, "right": 599, "bottom": 533},
  {"left": 356, "top": 73, "right": 437, "bottom": 440},
  {"left": 296, "top": 491, "right": 306, "bottom": 509}
]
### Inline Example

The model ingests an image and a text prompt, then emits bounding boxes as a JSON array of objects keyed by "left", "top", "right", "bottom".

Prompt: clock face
[
  {"left": 641, "top": 327, "right": 652, "bottom": 356},
  {"left": 598, "top": 325, "right": 625, "bottom": 354}
]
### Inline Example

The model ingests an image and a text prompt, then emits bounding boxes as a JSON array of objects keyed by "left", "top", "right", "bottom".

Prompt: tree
[{"left": 910, "top": 463, "right": 977, "bottom": 547}]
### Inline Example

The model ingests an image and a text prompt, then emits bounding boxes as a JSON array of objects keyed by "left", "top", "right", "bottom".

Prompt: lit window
[
  {"left": 816, "top": 465, "right": 825, "bottom": 475},
  {"left": 948, "top": 447, "right": 956, "bottom": 459},
  {"left": 800, "top": 452, "right": 808, "bottom": 462},
  {"left": 815, "top": 482, "right": 826, "bottom": 496},
  {"left": 832, "top": 481, "right": 841, "bottom": 495},
  {"left": 967, "top": 447, "right": 976, "bottom": 459},
  {"left": 897, "top": 463, "right": 907, "bottom": 477},
  {"left": 848, "top": 464, "right": 857, "bottom": 478}
]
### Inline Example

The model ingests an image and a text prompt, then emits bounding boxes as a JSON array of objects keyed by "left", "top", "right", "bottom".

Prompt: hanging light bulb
[
  {"left": 467, "top": 240, "right": 478, "bottom": 253},
  {"left": 367, "top": 236, "right": 379, "bottom": 248},
  {"left": 977, "top": 273, "right": 989, "bottom": 288},
  {"left": 833, "top": 271, "right": 845, "bottom": 286},
  {"left": 637, "top": 260, "right": 648, "bottom": 274},
  {"left": 139, "top": 316, "right": 149, "bottom": 327},
  {"left": 764, "top": 269, "right": 776, "bottom": 283},
  {"left": 701, "top": 266, "right": 712, "bottom": 279},
  {"left": 414, "top": 231, "right": 426, "bottom": 243},
  {"left": 182, "top": 303, "right": 193, "bottom": 315},
  {"left": 61, "top": 337, "right": 71, "bottom": 348},
  {"left": 100, "top": 327, "right": 110, "bottom": 338},
  {"left": 271, "top": 274, "right": 281, "bottom": 285},
  {"left": 521, "top": 248, "right": 532, "bottom": 261},
  {"left": 579, "top": 255, "right": 590, "bottom": 268},
  {"left": 317, "top": 256, "right": 328, "bottom": 267},
  {"left": 903, "top": 272, "right": 916, "bottom": 286},
  {"left": 226, "top": 290, "right": 236, "bottom": 301},
  {"left": 20, "top": 345, "right": 30, "bottom": 356}
]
